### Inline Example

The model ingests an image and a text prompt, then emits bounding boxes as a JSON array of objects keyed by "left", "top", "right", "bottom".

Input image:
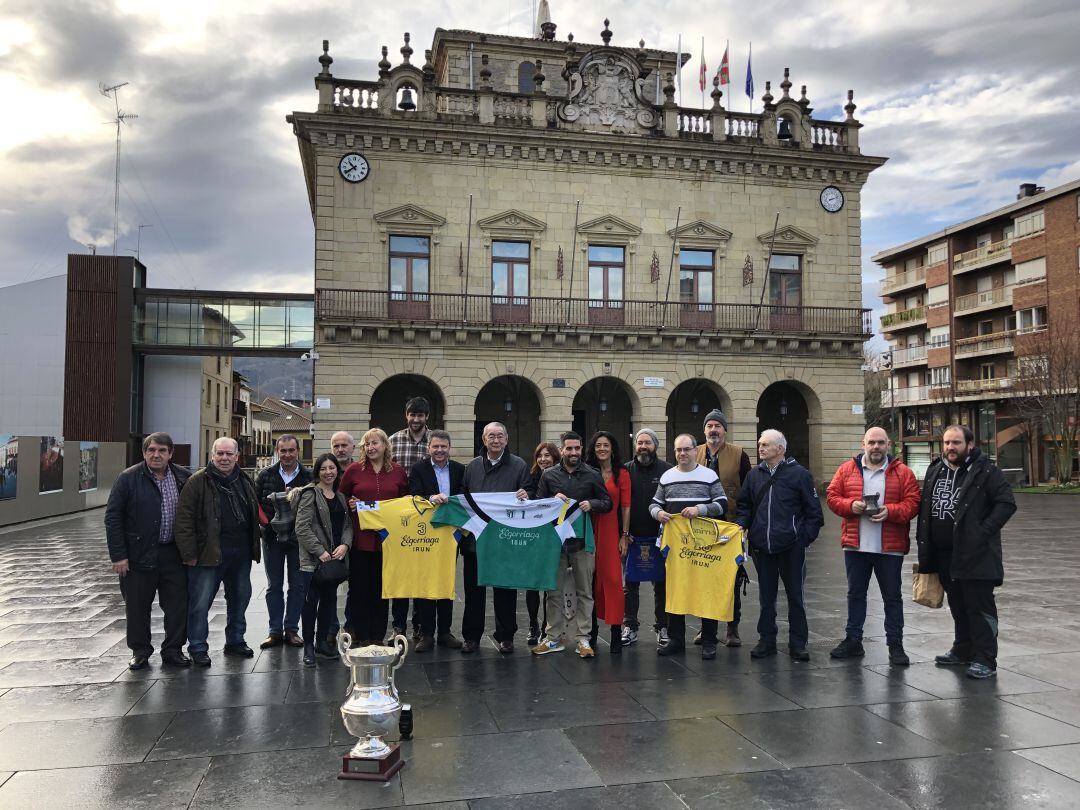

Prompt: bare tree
[
  {"left": 863, "top": 345, "right": 895, "bottom": 434},
  {"left": 1012, "top": 320, "right": 1080, "bottom": 484}
]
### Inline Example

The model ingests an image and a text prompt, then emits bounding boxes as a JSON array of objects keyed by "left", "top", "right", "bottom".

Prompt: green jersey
[{"left": 432, "top": 492, "right": 582, "bottom": 591}]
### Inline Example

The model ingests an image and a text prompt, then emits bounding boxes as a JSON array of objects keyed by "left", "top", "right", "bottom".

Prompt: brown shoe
[
  {"left": 284, "top": 631, "right": 304, "bottom": 648},
  {"left": 497, "top": 640, "right": 514, "bottom": 654},
  {"left": 437, "top": 632, "right": 463, "bottom": 649},
  {"left": 415, "top": 635, "right": 435, "bottom": 653},
  {"left": 725, "top": 622, "right": 742, "bottom": 648},
  {"left": 461, "top": 640, "right": 479, "bottom": 654},
  {"left": 259, "top": 634, "right": 283, "bottom": 649}
]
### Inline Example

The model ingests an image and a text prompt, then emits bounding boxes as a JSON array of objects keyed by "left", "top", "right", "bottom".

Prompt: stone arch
[
  {"left": 571, "top": 376, "right": 639, "bottom": 454},
  {"left": 369, "top": 373, "right": 446, "bottom": 434},
  {"left": 474, "top": 374, "right": 545, "bottom": 458},
  {"left": 756, "top": 379, "right": 821, "bottom": 472},
  {"left": 665, "top": 378, "right": 733, "bottom": 462}
]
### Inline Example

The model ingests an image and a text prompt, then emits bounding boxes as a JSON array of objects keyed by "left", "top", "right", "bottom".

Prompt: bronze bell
[
  {"left": 777, "top": 117, "right": 793, "bottom": 140},
  {"left": 398, "top": 86, "right": 416, "bottom": 111}
]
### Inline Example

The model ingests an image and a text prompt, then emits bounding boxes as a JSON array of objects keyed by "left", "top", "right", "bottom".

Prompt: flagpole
[
  {"left": 748, "top": 42, "right": 752, "bottom": 114},
  {"left": 676, "top": 34, "right": 682, "bottom": 108},
  {"left": 701, "top": 37, "right": 705, "bottom": 109}
]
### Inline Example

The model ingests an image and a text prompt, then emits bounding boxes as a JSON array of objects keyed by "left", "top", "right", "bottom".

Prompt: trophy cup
[
  {"left": 337, "top": 632, "right": 409, "bottom": 781},
  {"left": 862, "top": 493, "right": 881, "bottom": 517}
]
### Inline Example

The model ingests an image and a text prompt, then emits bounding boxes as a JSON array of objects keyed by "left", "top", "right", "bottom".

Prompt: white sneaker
[
  {"left": 531, "top": 638, "right": 565, "bottom": 655},
  {"left": 576, "top": 639, "right": 595, "bottom": 658},
  {"left": 621, "top": 627, "right": 638, "bottom": 646},
  {"left": 657, "top": 627, "right": 670, "bottom": 646}
]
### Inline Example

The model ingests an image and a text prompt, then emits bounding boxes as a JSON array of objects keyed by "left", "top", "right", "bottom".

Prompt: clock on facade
[
  {"left": 820, "top": 185, "right": 844, "bottom": 213},
  {"left": 339, "top": 153, "right": 370, "bottom": 183}
]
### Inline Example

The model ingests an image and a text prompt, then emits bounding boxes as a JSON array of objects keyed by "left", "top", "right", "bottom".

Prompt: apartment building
[{"left": 873, "top": 178, "right": 1080, "bottom": 483}]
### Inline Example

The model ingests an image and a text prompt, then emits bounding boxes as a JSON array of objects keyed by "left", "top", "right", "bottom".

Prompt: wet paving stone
[{"left": 0, "top": 496, "right": 1077, "bottom": 804}]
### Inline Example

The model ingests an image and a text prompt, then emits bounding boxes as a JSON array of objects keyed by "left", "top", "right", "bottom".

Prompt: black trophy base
[{"left": 338, "top": 744, "right": 404, "bottom": 781}]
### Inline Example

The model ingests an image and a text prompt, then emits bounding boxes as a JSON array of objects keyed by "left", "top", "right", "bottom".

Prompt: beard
[{"left": 635, "top": 450, "right": 656, "bottom": 465}]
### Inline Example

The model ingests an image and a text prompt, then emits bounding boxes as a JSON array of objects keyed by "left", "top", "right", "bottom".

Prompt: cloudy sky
[{"left": 3, "top": 0, "right": 1078, "bottom": 334}]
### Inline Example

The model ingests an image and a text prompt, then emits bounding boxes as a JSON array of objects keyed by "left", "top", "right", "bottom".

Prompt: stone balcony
[{"left": 317, "top": 289, "right": 871, "bottom": 345}]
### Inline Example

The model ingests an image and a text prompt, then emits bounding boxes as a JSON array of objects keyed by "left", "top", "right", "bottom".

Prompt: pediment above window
[
  {"left": 757, "top": 224, "right": 818, "bottom": 250},
  {"left": 373, "top": 204, "right": 447, "bottom": 236},
  {"left": 476, "top": 210, "right": 547, "bottom": 234},
  {"left": 577, "top": 215, "right": 643, "bottom": 239},
  {"left": 669, "top": 220, "right": 733, "bottom": 257}
]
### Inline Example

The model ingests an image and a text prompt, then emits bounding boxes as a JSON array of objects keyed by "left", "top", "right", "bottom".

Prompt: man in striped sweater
[{"left": 650, "top": 433, "right": 729, "bottom": 659}]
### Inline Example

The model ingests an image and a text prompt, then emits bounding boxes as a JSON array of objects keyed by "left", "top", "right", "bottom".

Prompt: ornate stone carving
[{"left": 558, "top": 49, "right": 657, "bottom": 135}]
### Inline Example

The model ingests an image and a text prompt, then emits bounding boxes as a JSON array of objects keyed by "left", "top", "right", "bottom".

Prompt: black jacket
[
  {"left": 409, "top": 458, "right": 465, "bottom": 499},
  {"left": 736, "top": 457, "right": 824, "bottom": 555},
  {"left": 537, "top": 461, "right": 612, "bottom": 554},
  {"left": 104, "top": 462, "right": 192, "bottom": 570},
  {"left": 255, "top": 462, "right": 313, "bottom": 543},
  {"left": 625, "top": 456, "right": 673, "bottom": 537},
  {"left": 916, "top": 449, "right": 1016, "bottom": 583}
]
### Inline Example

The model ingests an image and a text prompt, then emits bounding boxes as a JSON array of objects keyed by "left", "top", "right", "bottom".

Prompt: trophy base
[{"left": 338, "top": 744, "right": 404, "bottom": 782}]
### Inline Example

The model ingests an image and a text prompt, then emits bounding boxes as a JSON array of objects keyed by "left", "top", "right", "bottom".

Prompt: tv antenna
[{"left": 99, "top": 81, "right": 138, "bottom": 256}]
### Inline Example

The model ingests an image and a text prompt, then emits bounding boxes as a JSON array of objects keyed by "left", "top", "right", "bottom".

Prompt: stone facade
[{"left": 288, "top": 20, "right": 886, "bottom": 483}]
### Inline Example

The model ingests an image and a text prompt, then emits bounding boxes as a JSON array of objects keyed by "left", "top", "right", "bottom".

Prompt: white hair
[
  {"left": 212, "top": 436, "right": 239, "bottom": 454},
  {"left": 759, "top": 429, "right": 787, "bottom": 452}
]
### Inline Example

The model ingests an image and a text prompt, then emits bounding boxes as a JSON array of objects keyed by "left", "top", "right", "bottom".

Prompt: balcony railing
[
  {"left": 954, "top": 330, "right": 1015, "bottom": 357},
  {"left": 881, "top": 266, "right": 928, "bottom": 295},
  {"left": 953, "top": 238, "right": 1012, "bottom": 273},
  {"left": 892, "top": 344, "right": 928, "bottom": 366},
  {"left": 956, "top": 377, "right": 1014, "bottom": 394},
  {"left": 881, "top": 385, "right": 929, "bottom": 406},
  {"left": 954, "top": 285, "right": 1013, "bottom": 313},
  {"left": 316, "top": 289, "right": 871, "bottom": 337},
  {"left": 880, "top": 306, "right": 926, "bottom": 330}
]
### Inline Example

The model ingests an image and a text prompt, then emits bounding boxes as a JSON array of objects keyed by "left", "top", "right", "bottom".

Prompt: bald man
[{"left": 826, "top": 427, "right": 921, "bottom": 666}]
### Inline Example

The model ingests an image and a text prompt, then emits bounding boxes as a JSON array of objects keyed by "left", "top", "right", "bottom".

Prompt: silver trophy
[{"left": 336, "top": 632, "right": 408, "bottom": 780}]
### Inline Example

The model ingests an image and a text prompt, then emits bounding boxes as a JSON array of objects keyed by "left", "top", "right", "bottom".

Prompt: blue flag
[{"left": 745, "top": 47, "right": 754, "bottom": 100}]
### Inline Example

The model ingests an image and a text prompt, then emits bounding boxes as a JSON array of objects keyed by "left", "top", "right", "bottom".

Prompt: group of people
[{"left": 105, "top": 396, "right": 1016, "bottom": 680}]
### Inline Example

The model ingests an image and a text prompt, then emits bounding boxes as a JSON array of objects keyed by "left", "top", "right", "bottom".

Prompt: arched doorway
[
  {"left": 572, "top": 377, "right": 636, "bottom": 455},
  {"left": 756, "top": 382, "right": 810, "bottom": 468},
  {"left": 474, "top": 375, "right": 543, "bottom": 458},
  {"left": 369, "top": 374, "right": 445, "bottom": 435},
  {"left": 665, "top": 379, "right": 731, "bottom": 463}
]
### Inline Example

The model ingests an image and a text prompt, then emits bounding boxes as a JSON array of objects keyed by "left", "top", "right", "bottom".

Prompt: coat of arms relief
[{"left": 558, "top": 51, "right": 657, "bottom": 135}]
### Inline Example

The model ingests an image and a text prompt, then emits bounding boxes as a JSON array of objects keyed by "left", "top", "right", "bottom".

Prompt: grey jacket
[{"left": 294, "top": 485, "right": 354, "bottom": 572}]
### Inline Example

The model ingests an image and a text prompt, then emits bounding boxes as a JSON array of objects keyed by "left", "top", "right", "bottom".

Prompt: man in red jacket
[{"left": 826, "top": 427, "right": 921, "bottom": 666}]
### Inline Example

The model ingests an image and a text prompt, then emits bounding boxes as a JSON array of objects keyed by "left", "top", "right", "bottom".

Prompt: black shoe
[
  {"left": 128, "top": 654, "right": 150, "bottom": 671},
  {"left": 657, "top": 641, "right": 685, "bottom": 656},
  {"left": 161, "top": 652, "right": 192, "bottom": 667},
  {"left": 789, "top": 646, "right": 810, "bottom": 662},
  {"left": 223, "top": 642, "right": 254, "bottom": 658},
  {"left": 303, "top": 643, "right": 316, "bottom": 667},
  {"left": 935, "top": 650, "right": 969, "bottom": 666},
  {"left": 701, "top": 643, "right": 717, "bottom": 660},
  {"left": 192, "top": 651, "right": 212, "bottom": 667},
  {"left": 528, "top": 624, "right": 541, "bottom": 647},
  {"left": 830, "top": 637, "right": 865, "bottom": 659},
  {"left": 750, "top": 640, "right": 777, "bottom": 659},
  {"left": 314, "top": 639, "right": 338, "bottom": 659},
  {"left": 889, "top": 643, "right": 911, "bottom": 666},
  {"left": 610, "top": 626, "right": 622, "bottom": 655}
]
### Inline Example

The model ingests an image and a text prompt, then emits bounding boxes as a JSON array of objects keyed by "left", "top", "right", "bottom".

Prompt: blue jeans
[
  {"left": 755, "top": 543, "right": 808, "bottom": 650},
  {"left": 299, "top": 571, "right": 340, "bottom": 644},
  {"left": 262, "top": 540, "right": 303, "bottom": 634},
  {"left": 844, "top": 550, "right": 904, "bottom": 644},
  {"left": 186, "top": 545, "right": 253, "bottom": 653}
]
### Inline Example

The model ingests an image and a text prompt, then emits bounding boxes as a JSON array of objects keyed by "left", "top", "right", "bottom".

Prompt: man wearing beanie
[{"left": 695, "top": 409, "right": 752, "bottom": 647}]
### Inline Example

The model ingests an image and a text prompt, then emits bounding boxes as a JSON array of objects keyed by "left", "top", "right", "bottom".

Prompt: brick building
[
  {"left": 874, "top": 178, "right": 1080, "bottom": 483},
  {"left": 287, "top": 16, "right": 886, "bottom": 481}
]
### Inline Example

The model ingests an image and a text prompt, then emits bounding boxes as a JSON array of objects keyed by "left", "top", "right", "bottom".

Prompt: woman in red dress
[
  {"left": 586, "top": 431, "right": 631, "bottom": 653},
  {"left": 339, "top": 428, "right": 408, "bottom": 645}
]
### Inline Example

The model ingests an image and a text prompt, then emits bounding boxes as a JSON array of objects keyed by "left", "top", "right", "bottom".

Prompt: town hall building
[{"left": 287, "top": 15, "right": 886, "bottom": 481}]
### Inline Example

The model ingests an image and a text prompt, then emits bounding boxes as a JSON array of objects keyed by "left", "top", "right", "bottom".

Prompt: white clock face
[
  {"left": 339, "top": 153, "right": 370, "bottom": 183},
  {"left": 820, "top": 186, "right": 844, "bottom": 213}
]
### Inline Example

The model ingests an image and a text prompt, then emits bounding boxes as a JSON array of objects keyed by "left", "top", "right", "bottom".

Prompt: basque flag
[{"left": 718, "top": 45, "right": 730, "bottom": 86}]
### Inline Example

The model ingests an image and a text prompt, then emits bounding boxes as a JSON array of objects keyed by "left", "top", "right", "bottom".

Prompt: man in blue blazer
[{"left": 408, "top": 429, "right": 465, "bottom": 652}]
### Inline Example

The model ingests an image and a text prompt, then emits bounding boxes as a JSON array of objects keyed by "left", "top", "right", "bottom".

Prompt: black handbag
[{"left": 313, "top": 557, "right": 349, "bottom": 586}]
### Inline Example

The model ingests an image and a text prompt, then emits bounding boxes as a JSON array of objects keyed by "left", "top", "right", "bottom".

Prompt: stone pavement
[{"left": 0, "top": 495, "right": 1079, "bottom": 808}]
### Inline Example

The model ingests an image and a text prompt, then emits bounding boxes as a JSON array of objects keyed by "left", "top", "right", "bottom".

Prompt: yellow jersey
[
  {"left": 659, "top": 516, "right": 745, "bottom": 621},
  {"left": 356, "top": 496, "right": 459, "bottom": 600}
]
